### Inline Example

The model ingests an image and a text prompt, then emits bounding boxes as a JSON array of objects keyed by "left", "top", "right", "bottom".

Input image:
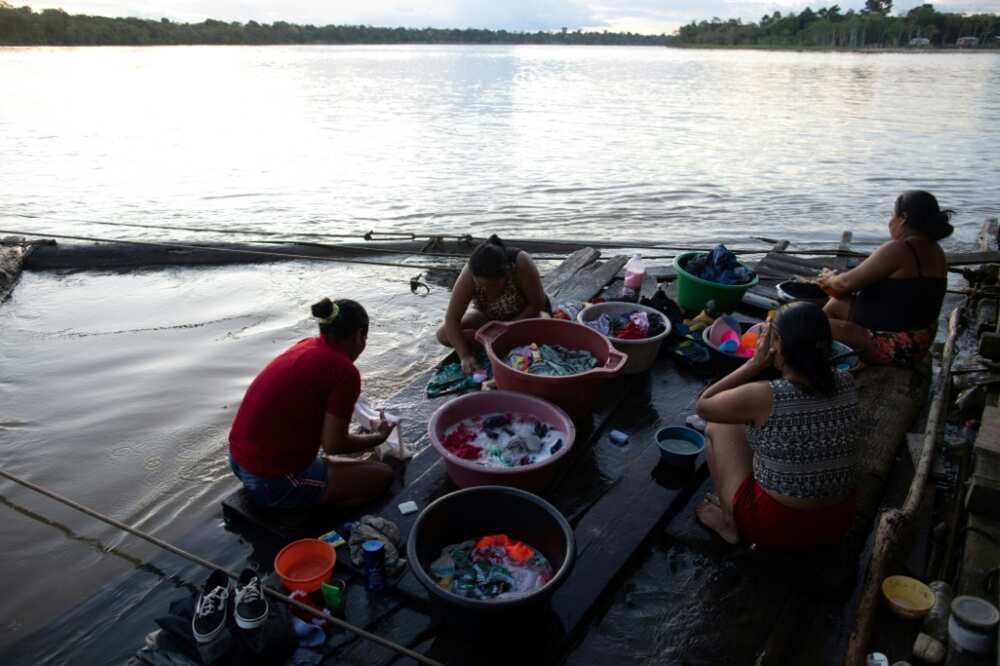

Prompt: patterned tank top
[
  {"left": 473, "top": 259, "right": 528, "bottom": 322},
  {"left": 746, "top": 370, "right": 859, "bottom": 499}
]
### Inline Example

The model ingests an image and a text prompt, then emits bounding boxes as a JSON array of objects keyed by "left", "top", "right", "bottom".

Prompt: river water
[{"left": 0, "top": 45, "right": 998, "bottom": 661}]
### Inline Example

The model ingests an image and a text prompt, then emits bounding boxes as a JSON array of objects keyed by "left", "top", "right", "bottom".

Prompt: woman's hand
[
  {"left": 460, "top": 354, "right": 479, "bottom": 375},
  {"left": 748, "top": 323, "right": 774, "bottom": 370},
  {"left": 375, "top": 413, "right": 397, "bottom": 443}
]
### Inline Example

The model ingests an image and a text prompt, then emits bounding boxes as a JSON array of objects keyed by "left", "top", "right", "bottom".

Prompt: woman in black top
[{"left": 818, "top": 191, "right": 952, "bottom": 367}]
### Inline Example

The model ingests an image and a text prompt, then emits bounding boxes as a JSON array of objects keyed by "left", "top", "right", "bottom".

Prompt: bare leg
[
  {"left": 696, "top": 422, "right": 754, "bottom": 544},
  {"left": 320, "top": 458, "right": 393, "bottom": 508},
  {"left": 436, "top": 310, "right": 489, "bottom": 348},
  {"left": 824, "top": 295, "right": 853, "bottom": 321}
]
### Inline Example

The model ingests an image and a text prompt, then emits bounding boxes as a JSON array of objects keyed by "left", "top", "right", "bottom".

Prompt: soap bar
[
  {"left": 398, "top": 501, "right": 419, "bottom": 515},
  {"left": 608, "top": 430, "right": 629, "bottom": 446}
]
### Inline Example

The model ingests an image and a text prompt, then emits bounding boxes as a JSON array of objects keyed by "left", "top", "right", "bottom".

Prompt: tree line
[
  {"left": 676, "top": 2, "right": 999, "bottom": 49},
  {"left": 0, "top": 4, "right": 668, "bottom": 47}
]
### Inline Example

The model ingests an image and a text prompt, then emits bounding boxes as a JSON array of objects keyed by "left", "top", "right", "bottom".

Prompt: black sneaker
[
  {"left": 234, "top": 568, "right": 269, "bottom": 630},
  {"left": 192, "top": 569, "right": 231, "bottom": 643}
]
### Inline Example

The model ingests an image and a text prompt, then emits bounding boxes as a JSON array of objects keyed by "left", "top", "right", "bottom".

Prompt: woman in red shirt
[{"left": 229, "top": 298, "right": 395, "bottom": 508}]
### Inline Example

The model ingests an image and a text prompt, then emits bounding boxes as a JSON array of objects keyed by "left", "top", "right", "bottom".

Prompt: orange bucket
[{"left": 274, "top": 538, "right": 336, "bottom": 593}]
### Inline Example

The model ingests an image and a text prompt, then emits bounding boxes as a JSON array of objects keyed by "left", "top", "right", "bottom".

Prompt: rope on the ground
[{"left": 0, "top": 467, "right": 444, "bottom": 666}]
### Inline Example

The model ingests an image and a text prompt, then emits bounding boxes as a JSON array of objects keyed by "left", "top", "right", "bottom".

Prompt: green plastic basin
[{"left": 673, "top": 251, "right": 759, "bottom": 314}]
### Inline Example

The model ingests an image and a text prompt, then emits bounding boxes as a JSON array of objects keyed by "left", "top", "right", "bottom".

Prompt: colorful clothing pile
[
  {"left": 430, "top": 534, "right": 554, "bottom": 600},
  {"left": 585, "top": 310, "right": 667, "bottom": 340},
  {"left": 505, "top": 343, "right": 598, "bottom": 376},
  {"left": 441, "top": 413, "right": 565, "bottom": 467},
  {"left": 684, "top": 244, "right": 756, "bottom": 285}
]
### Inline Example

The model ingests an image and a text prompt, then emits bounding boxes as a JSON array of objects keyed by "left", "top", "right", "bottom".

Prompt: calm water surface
[{"left": 0, "top": 45, "right": 998, "bottom": 661}]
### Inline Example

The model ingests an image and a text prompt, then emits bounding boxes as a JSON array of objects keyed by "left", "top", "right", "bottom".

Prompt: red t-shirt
[{"left": 229, "top": 336, "right": 360, "bottom": 476}]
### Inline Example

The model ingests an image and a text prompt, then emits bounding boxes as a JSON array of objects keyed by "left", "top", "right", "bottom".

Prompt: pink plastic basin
[
  {"left": 475, "top": 319, "right": 627, "bottom": 419},
  {"left": 429, "top": 390, "right": 576, "bottom": 491}
]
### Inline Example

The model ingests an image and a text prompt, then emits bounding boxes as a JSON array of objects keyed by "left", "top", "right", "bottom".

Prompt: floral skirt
[{"left": 868, "top": 328, "right": 932, "bottom": 368}]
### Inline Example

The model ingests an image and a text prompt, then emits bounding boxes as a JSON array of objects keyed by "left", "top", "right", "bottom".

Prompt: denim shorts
[{"left": 229, "top": 456, "right": 328, "bottom": 508}]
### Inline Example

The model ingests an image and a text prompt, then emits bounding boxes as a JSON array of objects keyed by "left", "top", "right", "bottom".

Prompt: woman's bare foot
[{"left": 695, "top": 496, "right": 740, "bottom": 544}]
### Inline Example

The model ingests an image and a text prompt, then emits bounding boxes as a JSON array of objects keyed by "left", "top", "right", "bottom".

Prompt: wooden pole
[
  {"left": 0, "top": 467, "right": 444, "bottom": 666},
  {"left": 844, "top": 307, "right": 961, "bottom": 666}
]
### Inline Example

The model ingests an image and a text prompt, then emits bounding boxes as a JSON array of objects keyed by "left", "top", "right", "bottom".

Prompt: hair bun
[
  {"left": 486, "top": 234, "right": 505, "bottom": 247},
  {"left": 311, "top": 298, "right": 333, "bottom": 319}
]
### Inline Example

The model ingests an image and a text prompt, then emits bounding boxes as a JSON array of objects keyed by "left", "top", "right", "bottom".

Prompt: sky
[{"left": 21, "top": 0, "right": 1000, "bottom": 34}]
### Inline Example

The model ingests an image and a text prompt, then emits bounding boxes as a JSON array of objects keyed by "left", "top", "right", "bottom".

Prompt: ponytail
[
  {"left": 896, "top": 190, "right": 954, "bottom": 241},
  {"left": 774, "top": 302, "right": 836, "bottom": 396},
  {"left": 312, "top": 298, "right": 369, "bottom": 340},
  {"left": 469, "top": 234, "right": 514, "bottom": 280}
]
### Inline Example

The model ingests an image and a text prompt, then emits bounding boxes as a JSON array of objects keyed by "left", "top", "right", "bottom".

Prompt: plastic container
[
  {"left": 948, "top": 595, "right": 999, "bottom": 655},
  {"left": 576, "top": 302, "right": 672, "bottom": 375},
  {"left": 655, "top": 426, "right": 705, "bottom": 467},
  {"left": 428, "top": 390, "right": 576, "bottom": 491},
  {"left": 274, "top": 538, "right": 336, "bottom": 593},
  {"left": 673, "top": 251, "right": 760, "bottom": 314},
  {"left": 362, "top": 540, "right": 387, "bottom": 592},
  {"left": 881, "top": 575, "right": 935, "bottom": 620},
  {"left": 776, "top": 280, "right": 829, "bottom": 307},
  {"left": 923, "top": 580, "right": 954, "bottom": 641},
  {"left": 475, "top": 319, "right": 628, "bottom": 419},
  {"left": 406, "top": 486, "right": 574, "bottom": 623},
  {"left": 622, "top": 254, "right": 646, "bottom": 300}
]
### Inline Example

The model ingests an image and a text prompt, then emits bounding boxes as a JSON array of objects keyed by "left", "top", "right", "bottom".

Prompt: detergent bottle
[{"left": 622, "top": 255, "right": 645, "bottom": 301}]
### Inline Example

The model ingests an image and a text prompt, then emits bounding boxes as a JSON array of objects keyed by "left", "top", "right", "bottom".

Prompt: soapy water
[{"left": 442, "top": 413, "right": 566, "bottom": 468}]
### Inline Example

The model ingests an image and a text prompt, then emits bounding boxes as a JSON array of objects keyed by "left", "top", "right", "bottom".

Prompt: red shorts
[{"left": 732, "top": 478, "right": 856, "bottom": 550}]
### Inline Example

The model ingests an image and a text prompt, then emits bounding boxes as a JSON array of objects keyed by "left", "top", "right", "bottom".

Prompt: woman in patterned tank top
[
  {"left": 693, "top": 302, "right": 860, "bottom": 550},
  {"left": 436, "top": 235, "right": 548, "bottom": 375}
]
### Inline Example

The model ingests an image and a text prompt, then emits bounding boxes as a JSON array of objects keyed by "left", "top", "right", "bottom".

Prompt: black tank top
[{"left": 851, "top": 240, "right": 946, "bottom": 332}]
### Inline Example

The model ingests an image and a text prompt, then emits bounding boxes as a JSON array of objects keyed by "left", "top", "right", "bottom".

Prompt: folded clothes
[{"left": 684, "top": 244, "right": 756, "bottom": 285}]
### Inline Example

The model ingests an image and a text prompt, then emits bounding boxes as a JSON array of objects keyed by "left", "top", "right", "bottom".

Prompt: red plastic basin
[
  {"left": 429, "top": 390, "right": 576, "bottom": 491},
  {"left": 475, "top": 318, "right": 628, "bottom": 419}
]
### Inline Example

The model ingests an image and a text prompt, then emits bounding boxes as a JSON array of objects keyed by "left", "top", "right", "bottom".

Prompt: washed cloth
[
  {"left": 430, "top": 535, "right": 554, "bottom": 601},
  {"left": 290, "top": 617, "right": 325, "bottom": 648},
  {"left": 506, "top": 344, "right": 598, "bottom": 376},
  {"left": 442, "top": 415, "right": 564, "bottom": 467},
  {"left": 585, "top": 310, "right": 665, "bottom": 340},
  {"left": 732, "top": 477, "right": 856, "bottom": 550},
  {"left": 349, "top": 515, "right": 407, "bottom": 576},
  {"left": 746, "top": 370, "right": 859, "bottom": 499},
  {"left": 426, "top": 351, "right": 492, "bottom": 398},
  {"left": 684, "top": 244, "right": 755, "bottom": 285}
]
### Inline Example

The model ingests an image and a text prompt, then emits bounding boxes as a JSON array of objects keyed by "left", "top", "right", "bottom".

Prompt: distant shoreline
[{"left": 669, "top": 44, "right": 999, "bottom": 54}]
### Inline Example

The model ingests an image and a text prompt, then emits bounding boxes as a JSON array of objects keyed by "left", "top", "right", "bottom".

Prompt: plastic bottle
[
  {"left": 362, "top": 540, "right": 387, "bottom": 592},
  {"left": 622, "top": 255, "right": 645, "bottom": 301},
  {"left": 923, "top": 580, "right": 953, "bottom": 642}
]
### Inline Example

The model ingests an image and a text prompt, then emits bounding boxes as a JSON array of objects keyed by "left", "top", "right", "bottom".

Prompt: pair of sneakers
[{"left": 192, "top": 568, "right": 270, "bottom": 643}]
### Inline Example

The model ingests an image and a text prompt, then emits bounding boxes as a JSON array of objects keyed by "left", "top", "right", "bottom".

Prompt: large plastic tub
[
  {"left": 428, "top": 390, "right": 576, "bottom": 492},
  {"left": 475, "top": 318, "right": 627, "bottom": 419},
  {"left": 406, "top": 486, "right": 574, "bottom": 621},
  {"left": 673, "top": 251, "right": 759, "bottom": 314},
  {"left": 576, "top": 302, "right": 672, "bottom": 375}
]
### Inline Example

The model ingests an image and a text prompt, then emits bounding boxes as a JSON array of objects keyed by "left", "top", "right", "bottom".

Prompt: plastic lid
[{"left": 951, "top": 595, "right": 1000, "bottom": 630}]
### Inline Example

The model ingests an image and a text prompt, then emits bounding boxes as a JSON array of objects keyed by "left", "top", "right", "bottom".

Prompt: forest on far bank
[{"left": 676, "top": 1, "right": 999, "bottom": 49}]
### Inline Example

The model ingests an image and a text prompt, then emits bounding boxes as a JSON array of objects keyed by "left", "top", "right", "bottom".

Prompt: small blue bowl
[{"left": 655, "top": 426, "right": 705, "bottom": 467}]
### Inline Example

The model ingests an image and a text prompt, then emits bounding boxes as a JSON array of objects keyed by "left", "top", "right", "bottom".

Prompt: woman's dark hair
[
  {"left": 773, "top": 301, "right": 836, "bottom": 396},
  {"left": 895, "top": 190, "right": 954, "bottom": 241},
  {"left": 469, "top": 234, "right": 514, "bottom": 280},
  {"left": 311, "top": 298, "right": 369, "bottom": 340}
]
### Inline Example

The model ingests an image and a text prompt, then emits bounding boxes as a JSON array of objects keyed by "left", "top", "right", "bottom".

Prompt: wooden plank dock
[{"left": 215, "top": 239, "right": 941, "bottom": 665}]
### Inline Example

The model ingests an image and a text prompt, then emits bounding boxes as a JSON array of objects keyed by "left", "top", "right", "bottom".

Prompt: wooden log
[
  {"left": 977, "top": 298, "right": 999, "bottom": 336},
  {"left": 542, "top": 247, "right": 601, "bottom": 294},
  {"left": 549, "top": 255, "right": 628, "bottom": 304},
  {"left": 845, "top": 308, "right": 961, "bottom": 666},
  {"left": 978, "top": 218, "right": 999, "bottom": 253}
]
